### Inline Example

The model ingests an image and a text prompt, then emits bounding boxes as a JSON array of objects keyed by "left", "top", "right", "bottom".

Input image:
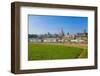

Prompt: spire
[{"left": 61, "top": 27, "right": 64, "bottom": 36}]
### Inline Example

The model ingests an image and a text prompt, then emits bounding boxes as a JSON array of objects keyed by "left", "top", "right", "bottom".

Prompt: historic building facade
[{"left": 29, "top": 28, "right": 88, "bottom": 43}]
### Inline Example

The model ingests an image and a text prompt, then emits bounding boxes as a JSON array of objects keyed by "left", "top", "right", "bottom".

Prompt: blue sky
[{"left": 28, "top": 15, "right": 88, "bottom": 34}]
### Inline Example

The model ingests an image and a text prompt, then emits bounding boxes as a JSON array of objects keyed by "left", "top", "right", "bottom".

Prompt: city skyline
[{"left": 28, "top": 15, "right": 88, "bottom": 35}]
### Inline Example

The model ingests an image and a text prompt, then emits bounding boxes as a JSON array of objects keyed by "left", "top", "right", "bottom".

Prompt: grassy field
[{"left": 28, "top": 43, "right": 87, "bottom": 61}]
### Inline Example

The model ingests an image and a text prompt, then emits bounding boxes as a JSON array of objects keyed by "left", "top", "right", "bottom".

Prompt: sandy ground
[
  {"left": 32, "top": 42, "right": 87, "bottom": 49},
  {"left": 63, "top": 43, "right": 87, "bottom": 49}
]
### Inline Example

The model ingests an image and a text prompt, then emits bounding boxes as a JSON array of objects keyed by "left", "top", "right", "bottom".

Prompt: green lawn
[{"left": 28, "top": 43, "right": 87, "bottom": 61}]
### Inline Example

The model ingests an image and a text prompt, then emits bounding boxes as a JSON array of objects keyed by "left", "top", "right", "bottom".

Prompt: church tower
[{"left": 61, "top": 28, "right": 64, "bottom": 36}]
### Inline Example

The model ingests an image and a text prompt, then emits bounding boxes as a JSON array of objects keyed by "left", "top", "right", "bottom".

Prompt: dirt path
[
  {"left": 35, "top": 43, "right": 87, "bottom": 49},
  {"left": 78, "top": 49, "right": 88, "bottom": 58}
]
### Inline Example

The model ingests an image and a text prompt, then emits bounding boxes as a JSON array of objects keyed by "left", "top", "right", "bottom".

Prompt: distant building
[
  {"left": 28, "top": 28, "right": 88, "bottom": 43},
  {"left": 43, "top": 38, "right": 57, "bottom": 43},
  {"left": 58, "top": 28, "right": 65, "bottom": 38},
  {"left": 29, "top": 38, "right": 42, "bottom": 43}
]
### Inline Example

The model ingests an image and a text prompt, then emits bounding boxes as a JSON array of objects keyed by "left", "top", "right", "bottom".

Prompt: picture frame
[{"left": 11, "top": 2, "right": 98, "bottom": 74}]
